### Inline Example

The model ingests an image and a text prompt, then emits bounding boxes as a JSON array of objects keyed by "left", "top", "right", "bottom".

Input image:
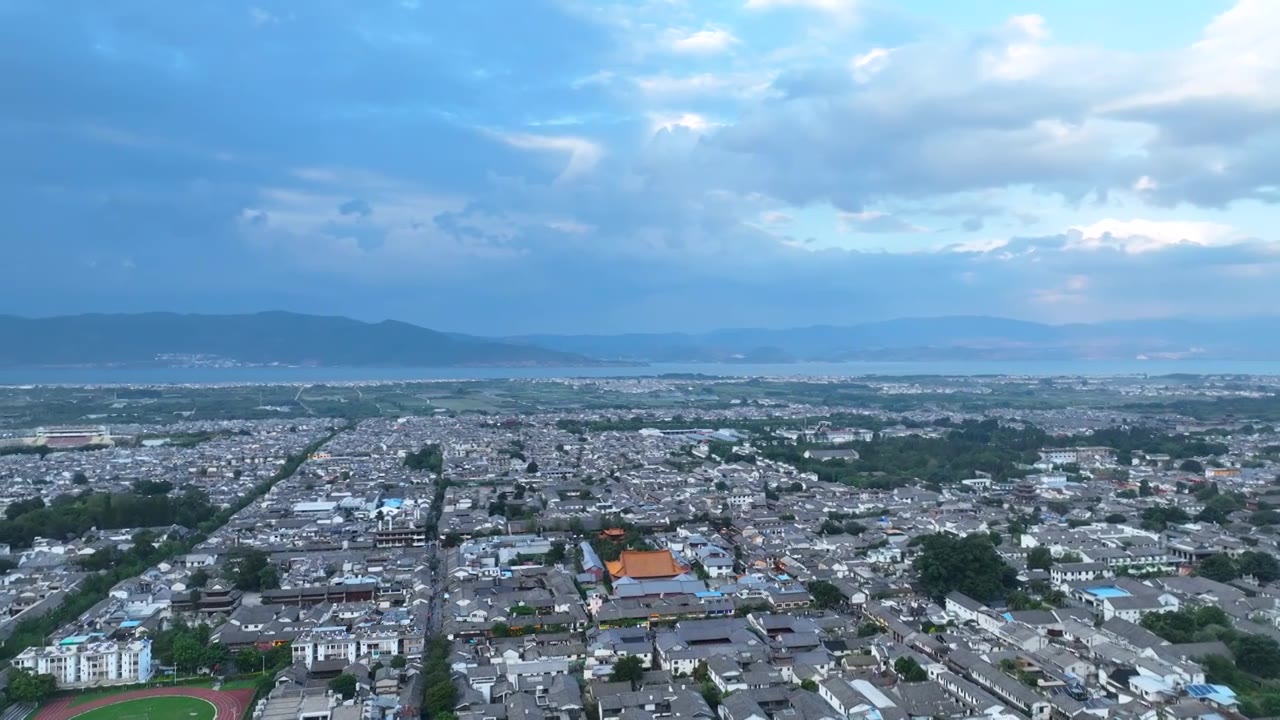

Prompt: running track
[{"left": 36, "top": 686, "right": 254, "bottom": 720}]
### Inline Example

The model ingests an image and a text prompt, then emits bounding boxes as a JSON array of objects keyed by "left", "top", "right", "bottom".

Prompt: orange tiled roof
[{"left": 605, "top": 549, "right": 689, "bottom": 580}]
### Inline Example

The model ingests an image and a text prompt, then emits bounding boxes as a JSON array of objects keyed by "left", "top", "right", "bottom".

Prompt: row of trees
[{"left": 423, "top": 637, "right": 458, "bottom": 719}]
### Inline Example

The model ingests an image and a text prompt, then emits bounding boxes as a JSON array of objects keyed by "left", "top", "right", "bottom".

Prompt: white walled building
[{"left": 14, "top": 638, "right": 152, "bottom": 689}]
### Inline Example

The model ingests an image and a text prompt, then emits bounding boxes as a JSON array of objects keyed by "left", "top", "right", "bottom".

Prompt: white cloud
[
  {"left": 850, "top": 48, "right": 891, "bottom": 83},
  {"left": 760, "top": 211, "right": 793, "bottom": 225},
  {"left": 634, "top": 72, "right": 774, "bottom": 100},
  {"left": 649, "top": 112, "right": 718, "bottom": 135},
  {"left": 1067, "top": 218, "right": 1243, "bottom": 254},
  {"left": 1112, "top": 0, "right": 1280, "bottom": 109},
  {"left": 666, "top": 28, "right": 739, "bottom": 54},
  {"left": 570, "top": 70, "right": 615, "bottom": 89},
  {"left": 494, "top": 132, "right": 603, "bottom": 183},
  {"left": 981, "top": 14, "right": 1053, "bottom": 80},
  {"left": 248, "top": 7, "right": 278, "bottom": 27},
  {"left": 744, "top": 0, "right": 859, "bottom": 21},
  {"left": 547, "top": 219, "right": 594, "bottom": 234},
  {"left": 838, "top": 211, "right": 926, "bottom": 234}
]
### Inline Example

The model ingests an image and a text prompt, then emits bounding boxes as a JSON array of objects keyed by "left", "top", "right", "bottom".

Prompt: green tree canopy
[
  {"left": 329, "top": 673, "right": 358, "bottom": 700},
  {"left": 807, "top": 580, "right": 843, "bottom": 609},
  {"left": 1199, "top": 554, "right": 1239, "bottom": 583},
  {"left": 610, "top": 655, "right": 645, "bottom": 685},
  {"left": 912, "top": 533, "right": 1014, "bottom": 602},
  {"left": 1239, "top": 551, "right": 1280, "bottom": 583},
  {"left": 894, "top": 656, "right": 928, "bottom": 682},
  {"left": 1026, "top": 546, "right": 1053, "bottom": 571},
  {"left": 7, "top": 668, "right": 57, "bottom": 703}
]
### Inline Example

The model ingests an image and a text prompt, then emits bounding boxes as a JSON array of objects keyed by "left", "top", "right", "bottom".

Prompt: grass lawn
[
  {"left": 217, "top": 678, "right": 261, "bottom": 691},
  {"left": 71, "top": 696, "right": 215, "bottom": 720}
]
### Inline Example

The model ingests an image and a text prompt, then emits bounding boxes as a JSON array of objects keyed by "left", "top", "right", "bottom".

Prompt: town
[{"left": 1, "top": 375, "right": 1280, "bottom": 720}]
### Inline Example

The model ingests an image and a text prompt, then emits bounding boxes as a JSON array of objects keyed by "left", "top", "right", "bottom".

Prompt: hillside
[{"left": 0, "top": 312, "right": 593, "bottom": 368}]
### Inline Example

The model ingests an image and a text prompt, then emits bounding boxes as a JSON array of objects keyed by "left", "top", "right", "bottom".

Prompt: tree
[
  {"left": 1252, "top": 509, "right": 1280, "bottom": 526},
  {"left": 857, "top": 622, "right": 882, "bottom": 637},
  {"left": 7, "top": 668, "right": 57, "bottom": 703},
  {"left": 230, "top": 548, "right": 275, "bottom": 592},
  {"left": 390, "top": 654, "right": 407, "bottom": 669},
  {"left": 1142, "top": 505, "right": 1191, "bottom": 531},
  {"left": 1027, "top": 546, "right": 1053, "bottom": 571},
  {"left": 257, "top": 565, "right": 281, "bottom": 591},
  {"left": 808, "top": 580, "right": 843, "bottom": 609},
  {"left": 329, "top": 673, "right": 358, "bottom": 700},
  {"left": 1180, "top": 459, "right": 1205, "bottom": 474},
  {"left": 894, "top": 656, "right": 928, "bottom": 682},
  {"left": 490, "top": 622, "right": 511, "bottom": 638},
  {"left": 1239, "top": 551, "right": 1280, "bottom": 583},
  {"left": 714, "top": 480, "right": 729, "bottom": 491},
  {"left": 545, "top": 542, "right": 567, "bottom": 565},
  {"left": 404, "top": 444, "right": 444, "bottom": 474},
  {"left": 1139, "top": 479, "right": 1154, "bottom": 497},
  {"left": 425, "top": 680, "right": 458, "bottom": 715},
  {"left": 800, "top": 678, "right": 819, "bottom": 692},
  {"left": 172, "top": 633, "right": 205, "bottom": 672},
  {"left": 1105, "top": 513, "right": 1128, "bottom": 524},
  {"left": 913, "top": 533, "right": 1014, "bottom": 602},
  {"left": 1198, "top": 554, "right": 1239, "bottom": 582},
  {"left": 610, "top": 655, "right": 645, "bottom": 685},
  {"left": 188, "top": 568, "right": 211, "bottom": 588},
  {"left": 700, "top": 680, "right": 723, "bottom": 709},
  {"left": 1232, "top": 634, "right": 1280, "bottom": 678},
  {"left": 1198, "top": 494, "right": 1241, "bottom": 525},
  {"left": 71, "top": 471, "right": 89, "bottom": 485},
  {"left": 236, "top": 648, "right": 262, "bottom": 673}
]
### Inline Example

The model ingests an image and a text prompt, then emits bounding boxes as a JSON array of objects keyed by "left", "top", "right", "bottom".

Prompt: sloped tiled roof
[{"left": 605, "top": 550, "right": 688, "bottom": 580}]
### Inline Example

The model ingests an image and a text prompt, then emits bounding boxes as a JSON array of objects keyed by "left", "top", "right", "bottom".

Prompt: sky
[{"left": 2, "top": 0, "right": 1279, "bottom": 335}]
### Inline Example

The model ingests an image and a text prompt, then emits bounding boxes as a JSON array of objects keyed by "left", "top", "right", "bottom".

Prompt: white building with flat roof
[{"left": 14, "top": 637, "right": 152, "bottom": 689}]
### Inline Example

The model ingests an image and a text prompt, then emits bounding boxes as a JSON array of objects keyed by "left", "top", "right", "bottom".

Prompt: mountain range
[
  {"left": 0, "top": 312, "right": 591, "bottom": 368},
  {"left": 4, "top": 312, "right": 1280, "bottom": 368}
]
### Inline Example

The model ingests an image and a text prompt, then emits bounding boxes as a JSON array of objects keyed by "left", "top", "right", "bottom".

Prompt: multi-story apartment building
[
  {"left": 14, "top": 637, "right": 153, "bottom": 689},
  {"left": 291, "top": 627, "right": 425, "bottom": 668}
]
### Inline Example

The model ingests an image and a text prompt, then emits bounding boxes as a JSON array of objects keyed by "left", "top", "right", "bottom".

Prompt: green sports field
[{"left": 70, "top": 696, "right": 215, "bottom": 720}]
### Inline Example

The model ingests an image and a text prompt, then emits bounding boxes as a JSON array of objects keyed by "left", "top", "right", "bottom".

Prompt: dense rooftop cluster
[{"left": 3, "top": 375, "right": 1280, "bottom": 719}]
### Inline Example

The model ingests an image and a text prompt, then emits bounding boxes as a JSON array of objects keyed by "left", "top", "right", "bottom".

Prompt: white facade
[
  {"left": 14, "top": 639, "right": 152, "bottom": 689},
  {"left": 1040, "top": 449, "right": 1079, "bottom": 465}
]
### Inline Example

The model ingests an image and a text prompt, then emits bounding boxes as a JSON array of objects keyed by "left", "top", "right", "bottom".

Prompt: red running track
[{"left": 36, "top": 686, "right": 254, "bottom": 720}]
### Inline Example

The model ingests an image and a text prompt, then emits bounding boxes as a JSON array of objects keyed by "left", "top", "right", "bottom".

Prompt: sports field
[
  {"left": 35, "top": 687, "right": 252, "bottom": 720},
  {"left": 70, "top": 696, "right": 214, "bottom": 720}
]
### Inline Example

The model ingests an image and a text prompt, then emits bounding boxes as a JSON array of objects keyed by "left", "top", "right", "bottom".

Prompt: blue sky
[{"left": 2, "top": 0, "right": 1278, "bottom": 334}]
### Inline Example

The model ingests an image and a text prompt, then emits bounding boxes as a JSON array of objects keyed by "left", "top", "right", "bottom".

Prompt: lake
[{"left": 3, "top": 360, "right": 1280, "bottom": 385}]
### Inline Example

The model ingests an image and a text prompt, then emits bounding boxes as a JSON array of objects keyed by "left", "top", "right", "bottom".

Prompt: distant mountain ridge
[
  {"left": 0, "top": 312, "right": 593, "bottom": 368},
  {"left": 510, "top": 315, "right": 1280, "bottom": 362},
  {"left": 8, "top": 312, "right": 1280, "bottom": 368}
]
